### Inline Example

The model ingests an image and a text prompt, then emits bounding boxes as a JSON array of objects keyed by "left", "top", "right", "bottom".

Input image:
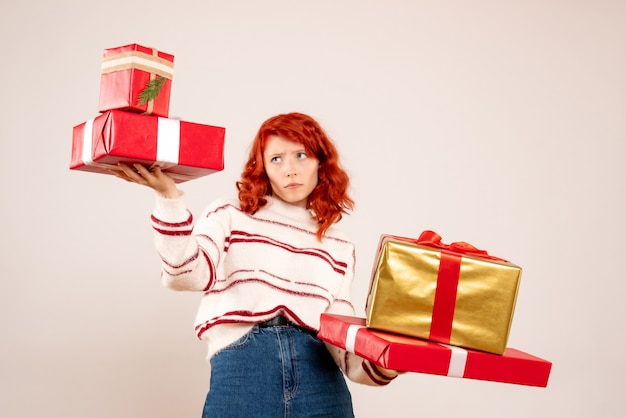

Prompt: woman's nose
[{"left": 284, "top": 158, "right": 296, "bottom": 177}]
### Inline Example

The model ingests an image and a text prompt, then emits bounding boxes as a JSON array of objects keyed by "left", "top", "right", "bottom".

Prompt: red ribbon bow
[{"left": 415, "top": 230, "right": 507, "bottom": 262}]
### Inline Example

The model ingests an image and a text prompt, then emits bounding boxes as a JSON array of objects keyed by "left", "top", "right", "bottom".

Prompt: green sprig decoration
[{"left": 137, "top": 76, "right": 166, "bottom": 106}]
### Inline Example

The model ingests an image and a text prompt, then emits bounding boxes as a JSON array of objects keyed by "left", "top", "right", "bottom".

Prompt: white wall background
[{"left": 2, "top": 1, "right": 625, "bottom": 417}]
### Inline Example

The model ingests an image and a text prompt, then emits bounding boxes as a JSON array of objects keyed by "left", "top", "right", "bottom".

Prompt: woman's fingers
[
  {"left": 115, "top": 162, "right": 149, "bottom": 184},
  {"left": 134, "top": 163, "right": 153, "bottom": 179},
  {"left": 112, "top": 162, "right": 179, "bottom": 197}
]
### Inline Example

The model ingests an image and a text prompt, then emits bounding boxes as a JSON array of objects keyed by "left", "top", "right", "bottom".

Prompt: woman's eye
[
  {"left": 296, "top": 152, "right": 308, "bottom": 159},
  {"left": 270, "top": 156, "right": 281, "bottom": 163}
]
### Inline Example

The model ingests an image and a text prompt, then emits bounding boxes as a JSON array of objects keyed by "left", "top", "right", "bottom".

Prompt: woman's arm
[
  {"left": 324, "top": 342, "right": 400, "bottom": 386},
  {"left": 114, "top": 163, "right": 218, "bottom": 292}
]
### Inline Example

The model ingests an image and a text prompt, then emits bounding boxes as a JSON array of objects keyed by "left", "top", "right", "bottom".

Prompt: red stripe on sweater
[
  {"left": 209, "top": 278, "right": 332, "bottom": 301},
  {"left": 211, "top": 271, "right": 355, "bottom": 308},
  {"left": 206, "top": 203, "right": 317, "bottom": 238},
  {"left": 159, "top": 246, "right": 215, "bottom": 291},
  {"left": 233, "top": 230, "right": 348, "bottom": 268},
  {"left": 195, "top": 306, "right": 320, "bottom": 338},
  {"left": 151, "top": 212, "right": 193, "bottom": 227},
  {"left": 163, "top": 268, "right": 193, "bottom": 277},
  {"left": 196, "top": 233, "right": 219, "bottom": 248},
  {"left": 160, "top": 250, "right": 199, "bottom": 269},
  {"left": 152, "top": 227, "right": 192, "bottom": 236},
  {"left": 199, "top": 247, "right": 215, "bottom": 291},
  {"left": 204, "top": 203, "right": 353, "bottom": 249},
  {"left": 229, "top": 231, "right": 347, "bottom": 275},
  {"left": 242, "top": 269, "right": 327, "bottom": 292},
  {"left": 363, "top": 361, "right": 394, "bottom": 386}
]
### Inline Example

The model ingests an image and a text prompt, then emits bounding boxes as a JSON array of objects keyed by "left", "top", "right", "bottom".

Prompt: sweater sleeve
[
  {"left": 324, "top": 342, "right": 400, "bottom": 386},
  {"left": 151, "top": 194, "right": 229, "bottom": 292},
  {"left": 323, "top": 243, "right": 401, "bottom": 386}
]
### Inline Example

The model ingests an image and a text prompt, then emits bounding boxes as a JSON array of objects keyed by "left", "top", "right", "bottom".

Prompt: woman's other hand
[{"left": 114, "top": 163, "right": 180, "bottom": 199}]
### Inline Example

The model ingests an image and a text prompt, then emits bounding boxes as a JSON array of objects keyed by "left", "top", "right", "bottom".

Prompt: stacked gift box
[
  {"left": 318, "top": 230, "right": 552, "bottom": 387},
  {"left": 70, "top": 43, "right": 225, "bottom": 183}
]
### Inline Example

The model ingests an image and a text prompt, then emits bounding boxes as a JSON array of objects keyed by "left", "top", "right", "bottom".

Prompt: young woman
[{"left": 116, "top": 112, "right": 399, "bottom": 417}]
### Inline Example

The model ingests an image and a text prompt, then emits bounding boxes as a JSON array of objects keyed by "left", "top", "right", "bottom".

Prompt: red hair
[{"left": 237, "top": 112, "right": 354, "bottom": 240}]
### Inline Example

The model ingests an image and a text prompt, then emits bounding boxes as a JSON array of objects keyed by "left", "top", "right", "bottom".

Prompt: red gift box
[
  {"left": 318, "top": 313, "right": 552, "bottom": 387},
  {"left": 70, "top": 110, "right": 225, "bottom": 183},
  {"left": 98, "top": 43, "right": 174, "bottom": 117}
]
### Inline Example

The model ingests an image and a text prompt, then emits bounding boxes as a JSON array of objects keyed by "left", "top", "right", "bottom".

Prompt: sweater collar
[{"left": 263, "top": 195, "right": 316, "bottom": 223}]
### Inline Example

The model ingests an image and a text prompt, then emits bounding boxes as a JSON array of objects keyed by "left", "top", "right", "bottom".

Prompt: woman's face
[{"left": 263, "top": 135, "right": 319, "bottom": 208}]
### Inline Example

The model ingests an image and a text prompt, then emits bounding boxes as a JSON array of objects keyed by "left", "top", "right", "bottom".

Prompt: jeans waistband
[{"left": 258, "top": 315, "right": 317, "bottom": 336}]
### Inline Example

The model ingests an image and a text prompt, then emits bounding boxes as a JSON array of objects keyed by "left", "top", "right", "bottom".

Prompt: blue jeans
[{"left": 202, "top": 324, "right": 354, "bottom": 417}]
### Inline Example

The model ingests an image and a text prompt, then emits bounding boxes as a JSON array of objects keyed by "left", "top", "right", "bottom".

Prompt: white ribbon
[
  {"left": 439, "top": 343, "right": 468, "bottom": 377},
  {"left": 345, "top": 324, "right": 365, "bottom": 354},
  {"left": 152, "top": 117, "right": 180, "bottom": 170}
]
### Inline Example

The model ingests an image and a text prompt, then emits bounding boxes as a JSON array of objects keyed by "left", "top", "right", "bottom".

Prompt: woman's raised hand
[{"left": 114, "top": 163, "right": 180, "bottom": 199}]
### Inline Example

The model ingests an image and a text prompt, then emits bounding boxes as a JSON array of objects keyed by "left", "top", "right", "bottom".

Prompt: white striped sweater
[{"left": 151, "top": 194, "right": 397, "bottom": 386}]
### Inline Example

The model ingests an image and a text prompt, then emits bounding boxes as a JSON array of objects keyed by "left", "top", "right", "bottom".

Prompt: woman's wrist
[{"left": 158, "top": 187, "right": 181, "bottom": 199}]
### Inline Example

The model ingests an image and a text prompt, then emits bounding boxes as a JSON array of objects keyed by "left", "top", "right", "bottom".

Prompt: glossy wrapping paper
[
  {"left": 319, "top": 314, "right": 551, "bottom": 387},
  {"left": 70, "top": 110, "right": 225, "bottom": 183},
  {"left": 98, "top": 43, "right": 174, "bottom": 117},
  {"left": 366, "top": 231, "right": 521, "bottom": 354}
]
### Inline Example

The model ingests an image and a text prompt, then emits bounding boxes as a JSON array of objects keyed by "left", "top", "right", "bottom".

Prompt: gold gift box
[{"left": 365, "top": 232, "right": 521, "bottom": 354}]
